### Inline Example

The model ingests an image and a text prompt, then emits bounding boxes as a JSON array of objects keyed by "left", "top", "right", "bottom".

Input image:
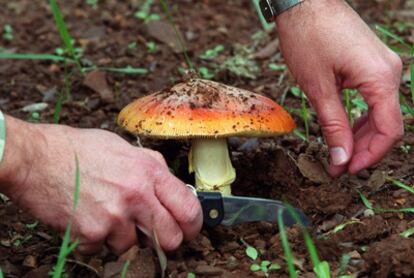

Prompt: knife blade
[{"left": 197, "top": 191, "right": 309, "bottom": 228}]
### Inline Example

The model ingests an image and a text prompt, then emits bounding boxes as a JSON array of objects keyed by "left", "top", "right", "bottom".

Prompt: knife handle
[{"left": 197, "top": 192, "right": 224, "bottom": 228}]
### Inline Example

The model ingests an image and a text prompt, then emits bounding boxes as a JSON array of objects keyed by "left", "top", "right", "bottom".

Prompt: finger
[
  {"left": 349, "top": 90, "right": 403, "bottom": 173},
  {"left": 307, "top": 85, "right": 353, "bottom": 173},
  {"left": 135, "top": 203, "right": 183, "bottom": 251},
  {"left": 155, "top": 173, "right": 203, "bottom": 241},
  {"left": 77, "top": 241, "right": 105, "bottom": 255},
  {"left": 106, "top": 222, "right": 138, "bottom": 255},
  {"left": 352, "top": 114, "right": 368, "bottom": 134}
]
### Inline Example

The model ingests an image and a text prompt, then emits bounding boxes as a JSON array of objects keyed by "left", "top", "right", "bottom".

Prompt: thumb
[{"left": 308, "top": 88, "right": 353, "bottom": 174}]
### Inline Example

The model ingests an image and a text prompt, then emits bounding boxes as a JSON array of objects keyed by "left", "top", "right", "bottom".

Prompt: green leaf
[
  {"left": 99, "top": 66, "right": 148, "bottom": 75},
  {"left": 400, "top": 227, "right": 414, "bottom": 238},
  {"left": 269, "top": 263, "right": 281, "bottom": 271},
  {"left": 313, "top": 261, "right": 331, "bottom": 278},
  {"left": 0, "top": 52, "right": 70, "bottom": 62},
  {"left": 261, "top": 260, "right": 271, "bottom": 268},
  {"left": 198, "top": 67, "right": 215, "bottom": 79},
  {"left": 269, "top": 63, "right": 287, "bottom": 71},
  {"left": 246, "top": 246, "right": 258, "bottom": 261},
  {"left": 291, "top": 87, "right": 302, "bottom": 98},
  {"left": 0, "top": 267, "right": 3, "bottom": 278},
  {"left": 250, "top": 264, "right": 261, "bottom": 272},
  {"left": 187, "top": 273, "right": 196, "bottom": 278},
  {"left": 351, "top": 98, "right": 368, "bottom": 110},
  {"left": 200, "top": 45, "right": 224, "bottom": 60}
]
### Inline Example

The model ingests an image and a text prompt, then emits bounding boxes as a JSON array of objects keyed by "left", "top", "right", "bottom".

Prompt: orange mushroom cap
[{"left": 118, "top": 79, "right": 296, "bottom": 139}]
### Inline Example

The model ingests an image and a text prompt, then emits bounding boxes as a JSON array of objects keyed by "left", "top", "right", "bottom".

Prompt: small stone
[
  {"left": 21, "top": 102, "right": 48, "bottom": 113},
  {"left": 349, "top": 250, "right": 361, "bottom": 259},
  {"left": 23, "top": 255, "right": 37, "bottom": 268},
  {"left": 364, "top": 209, "right": 375, "bottom": 217},
  {"left": 226, "top": 256, "right": 239, "bottom": 270}
]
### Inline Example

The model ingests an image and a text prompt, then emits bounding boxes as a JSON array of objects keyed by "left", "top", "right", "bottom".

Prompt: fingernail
[{"left": 330, "top": 147, "right": 349, "bottom": 166}]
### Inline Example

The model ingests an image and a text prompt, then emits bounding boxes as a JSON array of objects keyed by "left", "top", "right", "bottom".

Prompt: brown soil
[{"left": 1, "top": 0, "right": 414, "bottom": 277}]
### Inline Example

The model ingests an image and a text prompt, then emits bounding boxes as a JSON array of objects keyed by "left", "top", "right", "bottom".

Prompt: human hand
[
  {"left": 0, "top": 117, "right": 202, "bottom": 255},
  {"left": 276, "top": 0, "right": 403, "bottom": 176}
]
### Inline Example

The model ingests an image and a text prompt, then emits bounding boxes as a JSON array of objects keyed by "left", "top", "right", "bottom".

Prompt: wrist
[
  {"left": 275, "top": 0, "right": 344, "bottom": 26},
  {"left": 0, "top": 116, "right": 45, "bottom": 197}
]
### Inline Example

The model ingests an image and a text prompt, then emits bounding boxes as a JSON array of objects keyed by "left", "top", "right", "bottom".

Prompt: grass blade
[
  {"left": 277, "top": 209, "right": 297, "bottom": 278},
  {"left": 387, "top": 178, "right": 414, "bottom": 195},
  {"left": 376, "top": 25, "right": 411, "bottom": 50},
  {"left": 49, "top": 0, "right": 75, "bottom": 57},
  {"left": 49, "top": 0, "right": 83, "bottom": 72},
  {"left": 285, "top": 204, "right": 331, "bottom": 278},
  {"left": 51, "top": 155, "right": 81, "bottom": 278},
  {"left": 121, "top": 260, "right": 131, "bottom": 278},
  {"left": 159, "top": 0, "right": 194, "bottom": 70},
  {"left": 0, "top": 52, "right": 70, "bottom": 62},
  {"left": 99, "top": 66, "right": 148, "bottom": 75},
  {"left": 411, "top": 65, "right": 414, "bottom": 104},
  {"left": 0, "top": 267, "right": 3, "bottom": 278},
  {"left": 400, "top": 227, "right": 414, "bottom": 238}
]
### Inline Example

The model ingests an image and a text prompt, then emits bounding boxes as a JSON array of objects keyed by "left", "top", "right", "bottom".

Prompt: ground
[{"left": 0, "top": 0, "right": 414, "bottom": 277}]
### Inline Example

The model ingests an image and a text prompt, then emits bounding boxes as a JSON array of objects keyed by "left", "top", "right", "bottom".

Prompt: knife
[{"left": 196, "top": 191, "right": 310, "bottom": 228}]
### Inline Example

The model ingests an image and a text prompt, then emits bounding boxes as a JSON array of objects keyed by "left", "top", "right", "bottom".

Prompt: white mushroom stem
[{"left": 189, "top": 138, "right": 236, "bottom": 196}]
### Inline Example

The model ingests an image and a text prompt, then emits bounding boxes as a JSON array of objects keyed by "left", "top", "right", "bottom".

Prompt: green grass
[
  {"left": 50, "top": 155, "right": 80, "bottom": 278},
  {"left": 159, "top": 0, "right": 194, "bottom": 70},
  {"left": 49, "top": 0, "right": 83, "bottom": 72},
  {"left": 120, "top": 260, "right": 130, "bottom": 278},
  {"left": 359, "top": 191, "right": 414, "bottom": 214},
  {"left": 387, "top": 177, "right": 414, "bottom": 195},
  {"left": 0, "top": 267, "right": 3, "bottom": 278},
  {"left": 277, "top": 209, "right": 297, "bottom": 278},
  {"left": 2, "top": 24, "right": 13, "bottom": 41}
]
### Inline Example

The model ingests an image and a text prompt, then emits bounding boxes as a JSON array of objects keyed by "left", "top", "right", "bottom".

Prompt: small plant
[
  {"left": 198, "top": 67, "right": 214, "bottom": 79},
  {"left": 146, "top": 41, "right": 157, "bottom": 53},
  {"left": 291, "top": 87, "right": 310, "bottom": 140},
  {"left": 268, "top": 63, "right": 287, "bottom": 71},
  {"left": 2, "top": 24, "right": 13, "bottom": 41},
  {"left": 200, "top": 45, "right": 224, "bottom": 60},
  {"left": 400, "top": 144, "right": 411, "bottom": 154},
  {"left": 219, "top": 44, "right": 259, "bottom": 79},
  {"left": 86, "top": 0, "right": 99, "bottom": 9},
  {"left": 134, "top": 0, "right": 160, "bottom": 22},
  {"left": 245, "top": 245, "right": 281, "bottom": 277}
]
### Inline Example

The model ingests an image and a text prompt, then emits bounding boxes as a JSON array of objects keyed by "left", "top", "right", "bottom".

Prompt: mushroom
[{"left": 117, "top": 79, "right": 295, "bottom": 195}]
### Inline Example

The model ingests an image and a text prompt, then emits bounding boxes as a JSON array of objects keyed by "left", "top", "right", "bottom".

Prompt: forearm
[{"left": 0, "top": 115, "right": 42, "bottom": 197}]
